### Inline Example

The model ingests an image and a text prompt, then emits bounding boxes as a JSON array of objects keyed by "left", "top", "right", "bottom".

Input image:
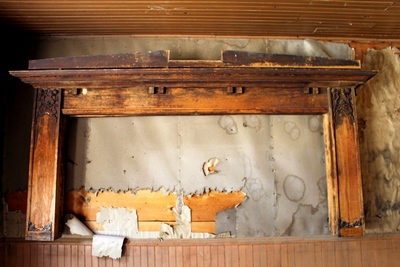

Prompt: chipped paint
[
  {"left": 203, "top": 158, "right": 219, "bottom": 176},
  {"left": 96, "top": 207, "right": 138, "bottom": 238},
  {"left": 159, "top": 205, "right": 191, "bottom": 239}
]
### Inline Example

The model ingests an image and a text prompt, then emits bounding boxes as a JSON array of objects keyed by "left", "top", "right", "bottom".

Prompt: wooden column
[
  {"left": 26, "top": 88, "right": 66, "bottom": 241},
  {"left": 331, "top": 87, "right": 364, "bottom": 237}
]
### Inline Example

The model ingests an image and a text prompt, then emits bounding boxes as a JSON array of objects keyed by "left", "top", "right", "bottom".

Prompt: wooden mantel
[{"left": 10, "top": 50, "right": 377, "bottom": 241}]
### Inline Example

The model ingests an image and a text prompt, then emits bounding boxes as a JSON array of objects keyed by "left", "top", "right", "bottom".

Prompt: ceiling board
[{"left": 1, "top": 1, "right": 399, "bottom": 40}]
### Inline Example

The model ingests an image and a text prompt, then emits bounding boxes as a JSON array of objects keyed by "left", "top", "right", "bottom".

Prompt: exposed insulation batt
[{"left": 357, "top": 47, "right": 400, "bottom": 233}]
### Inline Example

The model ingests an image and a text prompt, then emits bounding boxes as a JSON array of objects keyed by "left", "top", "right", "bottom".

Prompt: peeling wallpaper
[
  {"left": 357, "top": 47, "right": 400, "bottom": 233},
  {"left": 67, "top": 115, "right": 327, "bottom": 237}
]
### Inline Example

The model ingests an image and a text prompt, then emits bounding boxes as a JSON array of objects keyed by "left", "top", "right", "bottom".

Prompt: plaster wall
[{"left": 2, "top": 37, "right": 353, "bottom": 238}]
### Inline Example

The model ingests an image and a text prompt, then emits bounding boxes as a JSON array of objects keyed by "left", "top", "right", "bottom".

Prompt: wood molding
[{"left": 9, "top": 50, "right": 376, "bottom": 241}]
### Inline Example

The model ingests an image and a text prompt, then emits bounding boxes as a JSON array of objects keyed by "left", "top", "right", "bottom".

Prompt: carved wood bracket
[
  {"left": 332, "top": 87, "right": 355, "bottom": 125},
  {"left": 35, "top": 89, "right": 61, "bottom": 123}
]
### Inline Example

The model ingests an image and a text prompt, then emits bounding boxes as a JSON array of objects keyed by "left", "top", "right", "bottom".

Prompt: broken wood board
[
  {"left": 27, "top": 50, "right": 362, "bottom": 70},
  {"left": 65, "top": 188, "right": 245, "bottom": 234},
  {"left": 28, "top": 50, "right": 170, "bottom": 70},
  {"left": 221, "top": 50, "right": 361, "bottom": 69}
]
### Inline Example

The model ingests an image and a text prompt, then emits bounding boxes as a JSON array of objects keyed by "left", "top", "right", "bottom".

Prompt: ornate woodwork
[{"left": 9, "top": 50, "right": 377, "bottom": 240}]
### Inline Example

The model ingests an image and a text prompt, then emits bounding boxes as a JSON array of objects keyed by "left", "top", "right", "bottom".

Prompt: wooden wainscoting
[{"left": 3, "top": 235, "right": 400, "bottom": 267}]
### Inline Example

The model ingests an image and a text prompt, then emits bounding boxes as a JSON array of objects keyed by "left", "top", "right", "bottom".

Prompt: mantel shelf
[{"left": 9, "top": 50, "right": 377, "bottom": 241}]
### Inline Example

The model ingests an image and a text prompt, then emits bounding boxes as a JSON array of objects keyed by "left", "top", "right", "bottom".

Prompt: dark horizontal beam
[{"left": 9, "top": 68, "right": 376, "bottom": 89}]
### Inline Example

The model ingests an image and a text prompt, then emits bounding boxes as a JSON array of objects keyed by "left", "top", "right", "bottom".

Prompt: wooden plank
[
  {"left": 37, "top": 245, "right": 44, "bottom": 267},
  {"left": 287, "top": 243, "right": 295, "bottom": 267},
  {"left": 66, "top": 188, "right": 244, "bottom": 223},
  {"left": 4, "top": 237, "right": 400, "bottom": 266},
  {"left": 231, "top": 245, "right": 239, "bottom": 267},
  {"left": 378, "top": 238, "right": 388, "bottom": 267},
  {"left": 9, "top": 68, "right": 376, "bottom": 90},
  {"left": 210, "top": 245, "right": 218, "bottom": 267},
  {"left": 252, "top": 245, "right": 260, "bottom": 266},
  {"left": 224, "top": 245, "right": 233, "bottom": 267},
  {"left": 387, "top": 239, "right": 397, "bottom": 267},
  {"left": 26, "top": 89, "right": 66, "bottom": 241},
  {"left": 217, "top": 246, "right": 225, "bottom": 267},
  {"left": 26, "top": 49, "right": 362, "bottom": 70},
  {"left": 29, "top": 51, "right": 170, "bottom": 70},
  {"left": 321, "top": 242, "right": 335, "bottom": 267},
  {"left": 62, "top": 87, "right": 329, "bottom": 116},
  {"left": 279, "top": 244, "right": 288, "bottom": 267},
  {"left": 238, "top": 245, "right": 246, "bottom": 267},
  {"left": 182, "top": 246, "right": 191, "bottom": 266},
  {"left": 133, "top": 246, "right": 141, "bottom": 266},
  {"left": 154, "top": 246, "right": 162, "bottom": 267},
  {"left": 168, "top": 246, "right": 176, "bottom": 267},
  {"left": 21, "top": 242, "right": 31, "bottom": 267},
  {"left": 184, "top": 191, "right": 246, "bottom": 222},
  {"left": 314, "top": 242, "right": 322, "bottom": 267},
  {"left": 65, "top": 188, "right": 177, "bottom": 222},
  {"left": 78, "top": 245, "right": 85, "bottom": 267},
  {"left": 360, "top": 239, "right": 373, "bottom": 267},
  {"left": 50, "top": 245, "right": 58, "bottom": 267},
  {"left": 203, "top": 246, "right": 211, "bottom": 267},
  {"left": 196, "top": 246, "right": 204, "bottom": 267},
  {"left": 331, "top": 88, "right": 364, "bottom": 237},
  {"left": 175, "top": 246, "right": 183, "bottom": 267},
  {"left": 140, "top": 246, "right": 148, "bottom": 267},
  {"left": 341, "top": 241, "right": 351, "bottom": 267},
  {"left": 266, "top": 244, "right": 274, "bottom": 266},
  {"left": 273, "top": 243, "right": 281, "bottom": 267},
  {"left": 147, "top": 246, "right": 155, "bottom": 267},
  {"left": 71, "top": 245, "right": 79, "bottom": 267},
  {"left": 323, "top": 112, "right": 339, "bottom": 235},
  {"left": 222, "top": 50, "right": 361, "bottom": 69},
  {"left": 84, "top": 246, "right": 92, "bottom": 267}
]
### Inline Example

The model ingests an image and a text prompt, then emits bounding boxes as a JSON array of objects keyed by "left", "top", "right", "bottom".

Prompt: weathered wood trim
[
  {"left": 9, "top": 51, "right": 377, "bottom": 241},
  {"left": 330, "top": 87, "right": 364, "bottom": 237},
  {"left": 62, "top": 87, "right": 329, "bottom": 116},
  {"left": 323, "top": 109, "right": 339, "bottom": 235},
  {"left": 9, "top": 68, "right": 376, "bottom": 90},
  {"left": 222, "top": 50, "right": 361, "bottom": 69},
  {"left": 4, "top": 235, "right": 400, "bottom": 266},
  {"left": 28, "top": 50, "right": 170, "bottom": 70},
  {"left": 26, "top": 88, "right": 66, "bottom": 241},
  {"left": 27, "top": 50, "right": 362, "bottom": 70}
]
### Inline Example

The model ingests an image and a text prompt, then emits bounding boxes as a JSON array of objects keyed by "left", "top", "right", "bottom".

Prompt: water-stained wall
[
  {"left": 357, "top": 47, "right": 400, "bottom": 233},
  {"left": 66, "top": 114, "right": 327, "bottom": 237}
]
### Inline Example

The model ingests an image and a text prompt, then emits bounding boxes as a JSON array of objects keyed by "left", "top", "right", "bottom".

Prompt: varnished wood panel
[
  {"left": 26, "top": 89, "right": 66, "bottom": 241},
  {"left": 3, "top": 235, "right": 400, "bottom": 266},
  {"left": 63, "top": 87, "right": 330, "bottom": 116},
  {"left": 331, "top": 88, "right": 364, "bottom": 237},
  {"left": 0, "top": 1, "right": 399, "bottom": 40}
]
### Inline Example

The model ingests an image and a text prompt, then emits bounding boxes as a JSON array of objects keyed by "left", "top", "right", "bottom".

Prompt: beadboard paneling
[
  {"left": 0, "top": 1, "right": 399, "bottom": 40},
  {"left": 3, "top": 235, "right": 400, "bottom": 266}
]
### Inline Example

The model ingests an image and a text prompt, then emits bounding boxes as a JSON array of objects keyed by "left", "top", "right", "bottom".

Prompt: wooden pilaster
[
  {"left": 26, "top": 88, "right": 66, "bottom": 241},
  {"left": 331, "top": 87, "right": 364, "bottom": 237},
  {"left": 9, "top": 51, "right": 375, "bottom": 241}
]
